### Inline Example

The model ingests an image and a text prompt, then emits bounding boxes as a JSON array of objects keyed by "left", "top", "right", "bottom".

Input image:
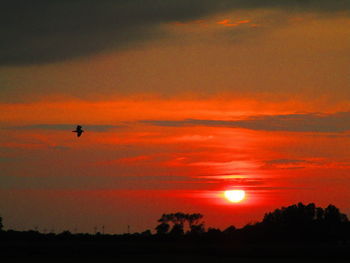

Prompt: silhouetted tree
[
  {"left": 187, "top": 213, "right": 204, "bottom": 234},
  {"left": 155, "top": 222, "right": 170, "bottom": 235},
  {"left": 206, "top": 227, "right": 222, "bottom": 239},
  {"left": 316, "top": 207, "right": 325, "bottom": 221},
  {"left": 187, "top": 213, "right": 203, "bottom": 228},
  {"left": 169, "top": 223, "right": 184, "bottom": 236},
  {"left": 223, "top": 225, "right": 236, "bottom": 235},
  {"left": 189, "top": 223, "right": 205, "bottom": 235},
  {"left": 263, "top": 203, "right": 348, "bottom": 227},
  {"left": 141, "top": 229, "right": 152, "bottom": 237},
  {"left": 157, "top": 212, "right": 204, "bottom": 235},
  {"left": 60, "top": 230, "right": 72, "bottom": 236},
  {"left": 324, "top": 204, "right": 348, "bottom": 224},
  {"left": 260, "top": 202, "right": 350, "bottom": 242},
  {"left": 0, "top": 216, "right": 3, "bottom": 231},
  {"left": 157, "top": 213, "right": 172, "bottom": 224},
  {"left": 263, "top": 202, "right": 318, "bottom": 227},
  {"left": 174, "top": 212, "right": 187, "bottom": 225}
]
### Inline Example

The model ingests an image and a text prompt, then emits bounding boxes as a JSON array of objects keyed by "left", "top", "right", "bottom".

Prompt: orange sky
[{"left": 1, "top": 3, "right": 350, "bottom": 233}]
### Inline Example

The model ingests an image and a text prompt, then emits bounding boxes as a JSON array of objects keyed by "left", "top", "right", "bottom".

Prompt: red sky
[{"left": 1, "top": 1, "right": 350, "bottom": 234}]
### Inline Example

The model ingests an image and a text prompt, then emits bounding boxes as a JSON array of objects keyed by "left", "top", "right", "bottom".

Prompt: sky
[{"left": 1, "top": 0, "right": 350, "bottom": 234}]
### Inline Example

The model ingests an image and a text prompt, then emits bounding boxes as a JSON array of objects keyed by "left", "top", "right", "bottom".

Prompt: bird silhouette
[{"left": 72, "top": 125, "right": 84, "bottom": 137}]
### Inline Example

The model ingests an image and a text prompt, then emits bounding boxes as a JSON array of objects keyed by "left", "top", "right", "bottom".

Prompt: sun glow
[{"left": 224, "top": 190, "right": 246, "bottom": 203}]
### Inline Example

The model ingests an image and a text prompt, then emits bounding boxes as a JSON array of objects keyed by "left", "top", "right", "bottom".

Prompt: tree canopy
[
  {"left": 155, "top": 212, "right": 204, "bottom": 235},
  {"left": 262, "top": 202, "right": 348, "bottom": 226}
]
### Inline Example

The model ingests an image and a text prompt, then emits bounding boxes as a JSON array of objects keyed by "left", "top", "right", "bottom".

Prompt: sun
[{"left": 224, "top": 190, "right": 246, "bottom": 203}]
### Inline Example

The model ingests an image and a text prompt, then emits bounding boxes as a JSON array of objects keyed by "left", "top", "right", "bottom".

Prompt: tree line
[
  {"left": 1, "top": 203, "right": 350, "bottom": 243},
  {"left": 152, "top": 203, "right": 350, "bottom": 243}
]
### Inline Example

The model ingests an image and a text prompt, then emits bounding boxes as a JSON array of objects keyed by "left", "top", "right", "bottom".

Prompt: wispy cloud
[
  {"left": 262, "top": 159, "right": 319, "bottom": 170},
  {"left": 262, "top": 158, "right": 350, "bottom": 170},
  {"left": 217, "top": 19, "right": 251, "bottom": 27},
  {"left": 5, "top": 124, "right": 125, "bottom": 132},
  {"left": 141, "top": 112, "right": 350, "bottom": 133}
]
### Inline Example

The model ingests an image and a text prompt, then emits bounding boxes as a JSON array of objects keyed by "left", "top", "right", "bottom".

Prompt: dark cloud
[
  {"left": 141, "top": 112, "right": 350, "bottom": 133},
  {"left": 1, "top": 0, "right": 349, "bottom": 65},
  {"left": 262, "top": 158, "right": 326, "bottom": 170},
  {"left": 263, "top": 159, "right": 310, "bottom": 170},
  {"left": 5, "top": 124, "right": 125, "bottom": 132},
  {"left": 265, "top": 159, "right": 308, "bottom": 165}
]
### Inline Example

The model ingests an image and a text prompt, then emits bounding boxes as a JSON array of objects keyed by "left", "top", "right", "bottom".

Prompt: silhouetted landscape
[{"left": 2, "top": 202, "right": 350, "bottom": 262}]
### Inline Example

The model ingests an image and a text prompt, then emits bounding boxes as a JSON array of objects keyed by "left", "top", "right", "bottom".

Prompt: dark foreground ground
[{"left": 2, "top": 239, "right": 350, "bottom": 263}]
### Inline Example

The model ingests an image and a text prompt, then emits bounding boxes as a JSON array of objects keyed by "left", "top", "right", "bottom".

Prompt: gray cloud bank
[
  {"left": 1, "top": 0, "right": 349, "bottom": 65},
  {"left": 0, "top": 174, "right": 211, "bottom": 191},
  {"left": 141, "top": 112, "right": 350, "bottom": 133}
]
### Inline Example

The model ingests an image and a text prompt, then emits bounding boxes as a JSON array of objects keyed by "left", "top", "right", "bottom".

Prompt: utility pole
[
  {"left": 102, "top": 225, "right": 105, "bottom": 235},
  {"left": 127, "top": 225, "right": 130, "bottom": 234}
]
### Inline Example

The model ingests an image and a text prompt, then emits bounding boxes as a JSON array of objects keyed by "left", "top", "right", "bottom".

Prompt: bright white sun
[{"left": 224, "top": 190, "right": 246, "bottom": 203}]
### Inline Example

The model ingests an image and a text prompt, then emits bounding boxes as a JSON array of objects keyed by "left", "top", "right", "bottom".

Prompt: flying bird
[{"left": 72, "top": 125, "right": 84, "bottom": 137}]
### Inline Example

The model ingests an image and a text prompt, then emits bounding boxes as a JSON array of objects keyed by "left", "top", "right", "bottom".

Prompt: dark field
[{"left": 2, "top": 239, "right": 350, "bottom": 263}]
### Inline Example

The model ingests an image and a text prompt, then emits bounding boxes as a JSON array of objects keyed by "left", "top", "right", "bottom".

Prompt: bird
[{"left": 72, "top": 125, "right": 84, "bottom": 137}]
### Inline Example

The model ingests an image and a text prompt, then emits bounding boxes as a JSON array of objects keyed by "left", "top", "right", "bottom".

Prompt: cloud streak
[
  {"left": 5, "top": 124, "right": 125, "bottom": 132},
  {"left": 141, "top": 112, "right": 350, "bottom": 133},
  {"left": 1, "top": 0, "right": 349, "bottom": 65}
]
